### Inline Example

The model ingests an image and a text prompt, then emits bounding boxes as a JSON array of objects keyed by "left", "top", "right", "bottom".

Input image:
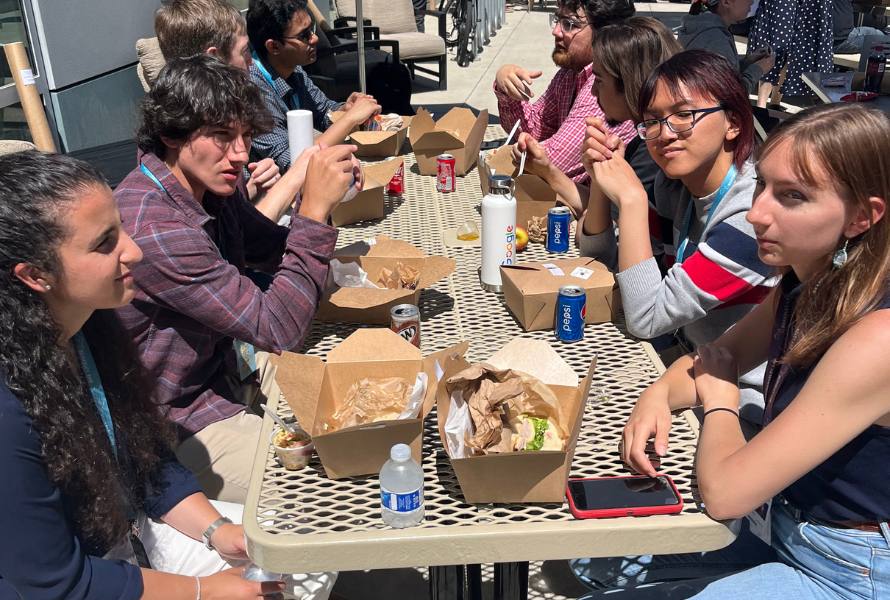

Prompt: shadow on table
[{"left": 419, "top": 288, "right": 455, "bottom": 320}]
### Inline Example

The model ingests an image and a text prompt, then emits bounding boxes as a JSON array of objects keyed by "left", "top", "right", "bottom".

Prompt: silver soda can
[{"left": 390, "top": 304, "right": 421, "bottom": 347}]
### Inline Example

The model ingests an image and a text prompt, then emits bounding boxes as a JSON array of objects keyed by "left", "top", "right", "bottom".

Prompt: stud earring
[
  {"left": 44, "top": 284, "right": 51, "bottom": 291},
  {"left": 832, "top": 238, "right": 849, "bottom": 269}
]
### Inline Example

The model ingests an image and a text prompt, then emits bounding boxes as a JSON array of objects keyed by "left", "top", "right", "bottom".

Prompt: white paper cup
[{"left": 271, "top": 426, "right": 314, "bottom": 470}]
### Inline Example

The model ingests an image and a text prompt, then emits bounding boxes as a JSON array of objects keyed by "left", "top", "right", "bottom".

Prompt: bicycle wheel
[
  {"left": 456, "top": 0, "right": 475, "bottom": 66},
  {"left": 440, "top": 0, "right": 461, "bottom": 48}
]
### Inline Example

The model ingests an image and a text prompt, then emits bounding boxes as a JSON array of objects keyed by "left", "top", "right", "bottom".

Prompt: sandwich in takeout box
[
  {"left": 437, "top": 338, "right": 596, "bottom": 503},
  {"left": 408, "top": 107, "right": 488, "bottom": 176},
  {"left": 500, "top": 257, "right": 619, "bottom": 331},
  {"left": 315, "top": 235, "right": 455, "bottom": 324},
  {"left": 330, "top": 158, "right": 404, "bottom": 227},
  {"left": 271, "top": 328, "right": 468, "bottom": 479},
  {"left": 478, "top": 144, "right": 559, "bottom": 227}
]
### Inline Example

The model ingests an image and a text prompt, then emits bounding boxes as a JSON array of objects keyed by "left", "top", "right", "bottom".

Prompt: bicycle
[{"left": 438, "top": 0, "right": 477, "bottom": 67}]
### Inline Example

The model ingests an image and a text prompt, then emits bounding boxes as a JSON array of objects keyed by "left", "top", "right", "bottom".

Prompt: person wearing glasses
[
  {"left": 494, "top": 0, "right": 636, "bottom": 185},
  {"left": 246, "top": 0, "right": 381, "bottom": 171}
]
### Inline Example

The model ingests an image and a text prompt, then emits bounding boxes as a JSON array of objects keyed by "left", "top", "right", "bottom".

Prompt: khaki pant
[{"left": 176, "top": 352, "right": 280, "bottom": 503}]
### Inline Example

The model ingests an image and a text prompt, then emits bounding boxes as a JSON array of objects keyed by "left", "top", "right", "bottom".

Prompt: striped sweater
[{"left": 578, "top": 160, "right": 778, "bottom": 419}]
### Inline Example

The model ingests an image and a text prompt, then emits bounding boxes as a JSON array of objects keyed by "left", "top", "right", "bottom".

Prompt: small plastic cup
[{"left": 271, "top": 426, "right": 314, "bottom": 470}]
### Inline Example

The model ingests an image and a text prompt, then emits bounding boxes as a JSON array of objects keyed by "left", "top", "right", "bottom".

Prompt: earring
[
  {"left": 44, "top": 284, "right": 51, "bottom": 291},
  {"left": 832, "top": 238, "right": 849, "bottom": 269}
]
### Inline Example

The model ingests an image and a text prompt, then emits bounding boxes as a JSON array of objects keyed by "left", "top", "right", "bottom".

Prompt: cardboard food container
[
  {"left": 272, "top": 328, "right": 468, "bottom": 479},
  {"left": 329, "top": 111, "right": 413, "bottom": 158},
  {"left": 436, "top": 339, "right": 596, "bottom": 503},
  {"left": 501, "top": 258, "right": 618, "bottom": 331},
  {"left": 330, "top": 158, "right": 404, "bottom": 227},
  {"left": 478, "top": 144, "right": 559, "bottom": 227},
  {"left": 316, "top": 235, "right": 456, "bottom": 324},
  {"left": 408, "top": 107, "right": 488, "bottom": 176}
]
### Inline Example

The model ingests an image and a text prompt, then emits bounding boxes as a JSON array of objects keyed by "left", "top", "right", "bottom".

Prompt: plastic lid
[{"left": 390, "top": 443, "right": 411, "bottom": 461}]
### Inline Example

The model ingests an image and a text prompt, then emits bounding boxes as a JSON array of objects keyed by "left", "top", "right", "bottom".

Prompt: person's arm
[
  {"left": 693, "top": 309, "right": 890, "bottom": 519},
  {"left": 622, "top": 294, "right": 777, "bottom": 476},
  {"left": 315, "top": 96, "right": 381, "bottom": 149},
  {"left": 513, "top": 133, "right": 584, "bottom": 214},
  {"left": 494, "top": 67, "right": 562, "bottom": 141},
  {"left": 250, "top": 146, "right": 319, "bottom": 223},
  {"left": 0, "top": 391, "right": 143, "bottom": 600}
]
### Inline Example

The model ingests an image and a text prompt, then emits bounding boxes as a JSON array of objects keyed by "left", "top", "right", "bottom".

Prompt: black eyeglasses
[
  {"left": 637, "top": 106, "right": 725, "bottom": 141},
  {"left": 548, "top": 13, "right": 588, "bottom": 33},
  {"left": 283, "top": 20, "right": 317, "bottom": 44}
]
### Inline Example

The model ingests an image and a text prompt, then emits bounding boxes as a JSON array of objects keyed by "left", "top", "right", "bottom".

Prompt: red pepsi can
[
  {"left": 546, "top": 206, "right": 571, "bottom": 253},
  {"left": 436, "top": 154, "right": 456, "bottom": 193},
  {"left": 555, "top": 285, "right": 586, "bottom": 342},
  {"left": 386, "top": 160, "right": 404, "bottom": 196}
]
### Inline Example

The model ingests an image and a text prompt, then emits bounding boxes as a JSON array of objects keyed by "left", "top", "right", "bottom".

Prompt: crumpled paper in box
[
  {"left": 328, "top": 260, "right": 420, "bottom": 291},
  {"left": 444, "top": 363, "right": 566, "bottom": 457},
  {"left": 326, "top": 372, "right": 428, "bottom": 431}
]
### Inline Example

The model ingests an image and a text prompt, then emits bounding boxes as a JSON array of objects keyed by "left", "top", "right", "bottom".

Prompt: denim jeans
[
  {"left": 834, "top": 27, "right": 887, "bottom": 54},
  {"left": 577, "top": 502, "right": 890, "bottom": 599}
]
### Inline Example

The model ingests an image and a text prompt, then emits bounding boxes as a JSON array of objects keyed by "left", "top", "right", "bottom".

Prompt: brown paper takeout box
[
  {"left": 436, "top": 339, "right": 596, "bottom": 503},
  {"left": 478, "top": 144, "right": 559, "bottom": 227},
  {"left": 501, "top": 258, "right": 618, "bottom": 331},
  {"left": 330, "top": 158, "right": 404, "bottom": 227},
  {"left": 408, "top": 107, "right": 488, "bottom": 176},
  {"left": 316, "top": 235, "right": 456, "bottom": 324},
  {"left": 272, "top": 328, "right": 468, "bottom": 479},
  {"left": 329, "top": 111, "right": 413, "bottom": 158}
]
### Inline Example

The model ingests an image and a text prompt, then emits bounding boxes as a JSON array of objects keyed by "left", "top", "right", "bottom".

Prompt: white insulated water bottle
[{"left": 480, "top": 174, "right": 517, "bottom": 291}]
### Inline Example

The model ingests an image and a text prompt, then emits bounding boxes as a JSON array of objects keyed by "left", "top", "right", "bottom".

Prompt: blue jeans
[
  {"left": 578, "top": 502, "right": 890, "bottom": 599},
  {"left": 834, "top": 27, "right": 887, "bottom": 54}
]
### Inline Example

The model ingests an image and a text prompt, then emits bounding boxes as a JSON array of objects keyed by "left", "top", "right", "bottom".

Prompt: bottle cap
[
  {"left": 391, "top": 443, "right": 411, "bottom": 461},
  {"left": 488, "top": 174, "right": 513, "bottom": 194}
]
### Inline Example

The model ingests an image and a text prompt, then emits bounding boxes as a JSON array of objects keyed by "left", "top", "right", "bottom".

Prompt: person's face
[
  {"left": 50, "top": 185, "right": 143, "bottom": 313},
  {"left": 723, "top": 0, "right": 754, "bottom": 24},
  {"left": 551, "top": 6, "right": 592, "bottom": 71},
  {"left": 642, "top": 80, "right": 738, "bottom": 182},
  {"left": 591, "top": 60, "right": 632, "bottom": 123},
  {"left": 226, "top": 31, "right": 252, "bottom": 71},
  {"left": 747, "top": 141, "right": 859, "bottom": 277},
  {"left": 277, "top": 10, "right": 317, "bottom": 68},
  {"left": 171, "top": 123, "right": 252, "bottom": 197}
]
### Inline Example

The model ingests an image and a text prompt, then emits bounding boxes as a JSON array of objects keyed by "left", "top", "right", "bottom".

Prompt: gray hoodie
[{"left": 678, "top": 12, "right": 764, "bottom": 95}]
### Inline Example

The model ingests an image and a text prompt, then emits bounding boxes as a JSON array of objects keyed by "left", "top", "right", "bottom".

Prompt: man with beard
[{"left": 494, "top": 0, "right": 637, "bottom": 183}]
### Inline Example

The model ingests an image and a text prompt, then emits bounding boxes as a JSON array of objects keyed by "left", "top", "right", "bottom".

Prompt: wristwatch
[{"left": 202, "top": 516, "right": 233, "bottom": 550}]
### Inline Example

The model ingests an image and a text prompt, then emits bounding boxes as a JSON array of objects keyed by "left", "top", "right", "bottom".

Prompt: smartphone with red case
[{"left": 566, "top": 474, "right": 683, "bottom": 519}]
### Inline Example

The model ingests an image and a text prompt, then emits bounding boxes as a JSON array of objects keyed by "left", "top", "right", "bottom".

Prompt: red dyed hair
[{"left": 637, "top": 49, "right": 755, "bottom": 169}]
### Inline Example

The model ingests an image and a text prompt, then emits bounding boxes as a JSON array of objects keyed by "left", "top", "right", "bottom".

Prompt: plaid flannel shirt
[
  {"left": 114, "top": 153, "right": 337, "bottom": 438},
  {"left": 249, "top": 58, "right": 343, "bottom": 171},
  {"left": 495, "top": 64, "right": 636, "bottom": 183}
]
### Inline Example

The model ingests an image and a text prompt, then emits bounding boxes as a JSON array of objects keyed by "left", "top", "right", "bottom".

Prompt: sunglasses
[{"left": 283, "top": 20, "right": 317, "bottom": 44}]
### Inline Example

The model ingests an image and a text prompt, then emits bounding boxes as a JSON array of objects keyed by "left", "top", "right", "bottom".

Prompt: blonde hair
[
  {"left": 590, "top": 16, "right": 682, "bottom": 122},
  {"left": 757, "top": 104, "right": 890, "bottom": 367},
  {"left": 155, "top": 0, "right": 246, "bottom": 61}
]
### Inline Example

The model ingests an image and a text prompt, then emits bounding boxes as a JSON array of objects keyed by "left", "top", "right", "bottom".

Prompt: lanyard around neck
[
  {"left": 73, "top": 331, "right": 118, "bottom": 461},
  {"left": 139, "top": 162, "right": 168, "bottom": 196},
  {"left": 252, "top": 51, "right": 299, "bottom": 110},
  {"left": 675, "top": 164, "right": 738, "bottom": 263}
]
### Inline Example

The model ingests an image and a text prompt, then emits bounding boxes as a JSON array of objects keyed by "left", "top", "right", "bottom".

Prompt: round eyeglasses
[
  {"left": 636, "top": 106, "right": 725, "bottom": 141},
  {"left": 548, "top": 13, "right": 588, "bottom": 34}
]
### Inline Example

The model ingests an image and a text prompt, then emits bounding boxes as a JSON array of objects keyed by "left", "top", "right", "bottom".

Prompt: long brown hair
[
  {"left": 590, "top": 16, "right": 682, "bottom": 122},
  {"left": 757, "top": 104, "right": 890, "bottom": 367}
]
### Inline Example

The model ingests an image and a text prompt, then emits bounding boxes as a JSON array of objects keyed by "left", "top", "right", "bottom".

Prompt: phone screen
[{"left": 568, "top": 476, "right": 681, "bottom": 511}]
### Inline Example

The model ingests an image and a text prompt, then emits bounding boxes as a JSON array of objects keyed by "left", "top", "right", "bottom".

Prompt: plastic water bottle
[
  {"left": 480, "top": 174, "right": 517, "bottom": 291},
  {"left": 379, "top": 443, "right": 424, "bottom": 528}
]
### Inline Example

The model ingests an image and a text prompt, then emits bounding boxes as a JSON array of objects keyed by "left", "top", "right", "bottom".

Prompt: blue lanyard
[
  {"left": 73, "top": 332, "right": 117, "bottom": 461},
  {"left": 139, "top": 162, "right": 167, "bottom": 194},
  {"left": 252, "top": 52, "right": 299, "bottom": 110},
  {"left": 675, "top": 164, "right": 737, "bottom": 263}
]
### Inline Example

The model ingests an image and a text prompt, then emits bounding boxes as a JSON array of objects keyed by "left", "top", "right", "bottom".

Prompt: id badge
[
  {"left": 746, "top": 500, "right": 772, "bottom": 546},
  {"left": 234, "top": 340, "right": 258, "bottom": 381}
]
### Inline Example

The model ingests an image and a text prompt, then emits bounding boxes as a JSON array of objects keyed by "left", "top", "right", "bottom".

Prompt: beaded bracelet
[{"left": 702, "top": 407, "right": 739, "bottom": 419}]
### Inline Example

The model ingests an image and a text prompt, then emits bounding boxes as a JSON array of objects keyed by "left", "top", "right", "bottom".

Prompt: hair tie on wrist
[{"left": 703, "top": 407, "right": 739, "bottom": 419}]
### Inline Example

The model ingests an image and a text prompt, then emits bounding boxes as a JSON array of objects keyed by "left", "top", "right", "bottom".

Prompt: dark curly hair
[
  {"left": 559, "top": 0, "right": 635, "bottom": 28},
  {"left": 246, "top": 0, "right": 309, "bottom": 62},
  {"left": 0, "top": 151, "right": 176, "bottom": 555},
  {"left": 136, "top": 54, "right": 273, "bottom": 158}
]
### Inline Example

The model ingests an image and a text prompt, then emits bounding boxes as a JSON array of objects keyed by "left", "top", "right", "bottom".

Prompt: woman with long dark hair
[{"left": 0, "top": 151, "right": 331, "bottom": 598}]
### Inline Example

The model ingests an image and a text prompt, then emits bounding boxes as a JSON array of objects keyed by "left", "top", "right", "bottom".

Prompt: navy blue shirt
[
  {"left": 0, "top": 381, "right": 202, "bottom": 599},
  {"left": 764, "top": 273, "right": 890, "bottom": 522}
]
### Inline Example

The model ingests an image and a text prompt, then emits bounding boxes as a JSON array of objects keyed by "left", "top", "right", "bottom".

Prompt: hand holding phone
[{"left": 566, "top": 475, "right": 683, "bottom": 519}]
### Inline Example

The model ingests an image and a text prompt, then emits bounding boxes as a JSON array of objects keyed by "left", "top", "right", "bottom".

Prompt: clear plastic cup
[{"left": 271, "top": 426, "right": 314, "bottom": 470}]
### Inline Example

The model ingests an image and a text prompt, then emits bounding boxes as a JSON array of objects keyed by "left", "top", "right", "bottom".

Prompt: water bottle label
[{"left": 380, "top": 486, "right": 422, "bottom": 513}]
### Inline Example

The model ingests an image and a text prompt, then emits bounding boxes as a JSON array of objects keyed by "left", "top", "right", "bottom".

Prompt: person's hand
[
  {"left": 754, "top": 52, "right": 775, "bottom": 75},
  {"left": 245, "top": 158, "right": 282, "bottom": 200},
  {"left": 299, "top": 143, "right": 359, "bottom": 222},
  {"left": 345, "top": 95, "right": 382, "bottom": 127},
  {"left": 590, "top": 145, "right": 645, "bottom": 209},
  {"left": 199, "top": 567, "right": 286, "bottom": 600},
  {"left": 511, "top": 132, "right": 551, "bottom": 178},
  {"left": 621, "top": 385, "right": 672, "bottom": 477},
  {"left": 693, "top": 344, "right": 740, "bottom": 411},
  {"left": 209, "top": 523, "right": 249, "bottom": 562},
  {"left": 343, "top": 91, "right": 377, "bottom": 112},
  {"left": 351, "top": 155, "right": 364, "bottom": 191},
  {"left": 495, "top": 64, "right": 543, "bottom": 101},
  {"left": 581, "top": 117, "right": 623, "bottom": 176},
  {"left": 290, "top": 144, "right": 321, "bottom": 184}
]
